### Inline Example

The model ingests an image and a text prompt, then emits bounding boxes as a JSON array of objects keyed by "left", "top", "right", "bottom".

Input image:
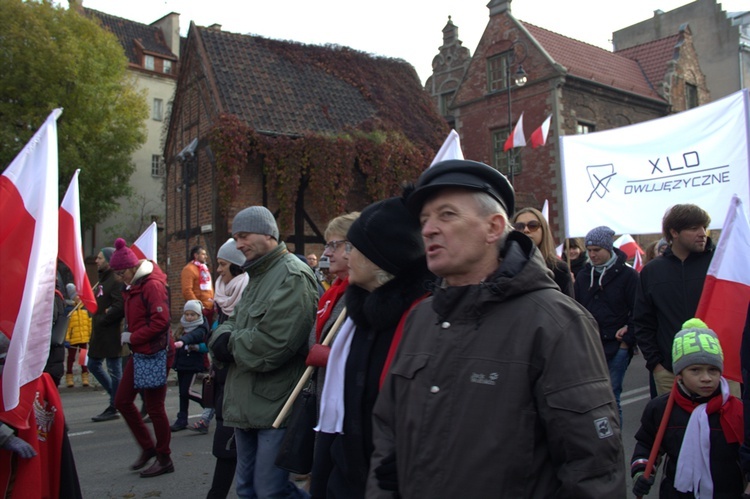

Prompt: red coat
[{"left": 123, "top": 261, "right": 175, "bottom": 362}]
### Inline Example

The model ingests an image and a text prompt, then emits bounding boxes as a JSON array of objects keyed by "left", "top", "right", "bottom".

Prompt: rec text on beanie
[
  {"left": 217, "top": 238, "right": 247, "bottom": 267},
  {"left": 109, "top": 238, "right": 140, "bottom": 270},
  {"left": 585, "top": 226, "right": 615, "bottom": 253},
  {"left": 231, "top": 206, "right": 279, "bottom": 241},
  {"left": 672, "top": 318, "right": 724, "bottom": 375}
]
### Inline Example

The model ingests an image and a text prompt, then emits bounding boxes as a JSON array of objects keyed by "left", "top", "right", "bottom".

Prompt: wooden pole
[{"left": 272, "top": 307, "right": 348, "bottom": 428}]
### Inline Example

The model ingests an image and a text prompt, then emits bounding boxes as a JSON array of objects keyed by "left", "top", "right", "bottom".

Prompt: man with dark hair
[
  {"left": 634, "top": 203, "right": 715, "bottom": 396},
  {"left": 181, "top": 245, "right": 214, "bottom": 322},
  {"left": 89, "top": 247, "right": 125, "bottom": 422}
]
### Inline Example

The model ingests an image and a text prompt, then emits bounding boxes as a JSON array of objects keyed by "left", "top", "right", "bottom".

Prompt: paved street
[{"left": 61, "top": 357, "right": 655, "bottom": 498}]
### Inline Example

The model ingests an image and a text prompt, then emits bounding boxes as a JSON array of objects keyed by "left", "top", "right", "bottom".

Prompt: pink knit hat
[{"left": 109, "top": 238, "right": 140, "bottom": 270}]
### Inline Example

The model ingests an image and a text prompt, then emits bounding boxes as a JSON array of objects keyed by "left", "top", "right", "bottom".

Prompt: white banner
[{"left": 561, "top": 89, "right": 750, "bottom": 237}]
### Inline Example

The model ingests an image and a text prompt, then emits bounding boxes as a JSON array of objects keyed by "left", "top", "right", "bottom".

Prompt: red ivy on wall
[{"left": 208, "top": 114, "right": 428, "bottom": 230}]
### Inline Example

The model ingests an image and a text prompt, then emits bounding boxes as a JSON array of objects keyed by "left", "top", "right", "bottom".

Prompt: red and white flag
[
  {"left": 696, "top": 195, "right": 750, "bottom": 383},
  {"left": 503, "top": 112, "right": 526, "bottom": 152},
  {"left": 530, "top": 114, "right": 552, "bottom": 148},
  {"left": 0, "top": 109, "right": 61, "bottom": 411},
  {"left": 614, "top": 234, "right": 644, "bottom": 261},
  {"left": 59, "top": 170, "right": 97, "bottom": 314},
  {"left": 132, "top": 222, "right": 157, "bottom": 261},
  {"left": 633, "top": 250, "right": 644, "bottom": 272},
  {"left": 430, "top": 129, "right": 464, "bottom": 167}
]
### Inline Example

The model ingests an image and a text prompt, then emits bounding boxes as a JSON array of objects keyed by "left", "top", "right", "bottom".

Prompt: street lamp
[{"left": 506, "top": 42, "right": 528, "bottom": 186}]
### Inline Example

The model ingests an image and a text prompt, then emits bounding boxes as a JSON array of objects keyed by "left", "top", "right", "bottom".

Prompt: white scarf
[
  {"left": 315, "top": 317, "right": 356, "bottom": 434},
  {"left": 674, "top": 377, "right": 730, "bottom": 498},
  {"left": 214, "top": 273, "right": 249, "bottom": 316}
]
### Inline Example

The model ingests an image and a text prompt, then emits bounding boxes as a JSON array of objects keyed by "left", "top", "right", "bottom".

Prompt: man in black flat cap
[{"left": 368, "top": 159, "right": 625, "bottom": 498}]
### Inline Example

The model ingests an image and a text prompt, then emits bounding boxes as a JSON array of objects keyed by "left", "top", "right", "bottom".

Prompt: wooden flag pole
[{"left": 272, "top": 307, "right": 348, "bottom": 428}]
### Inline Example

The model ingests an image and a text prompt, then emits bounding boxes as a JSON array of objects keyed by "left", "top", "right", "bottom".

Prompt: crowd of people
[{"left": 4, "top": 158, "right": 750, "bottom": 498}]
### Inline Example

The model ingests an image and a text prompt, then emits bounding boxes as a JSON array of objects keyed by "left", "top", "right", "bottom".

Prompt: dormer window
[
  {"left": 163, "top": 60, "right": 172, "bottom": 74},
  {"left": 144, "top": 55, "right": 155, "bottom": 71}
]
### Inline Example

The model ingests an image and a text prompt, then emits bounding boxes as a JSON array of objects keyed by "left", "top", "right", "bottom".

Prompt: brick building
[
  {"left": 426, "top": 0, "right": 708, "bottom": 239},
  {"left": 163, "top": 23, "right": 447, "bottom": 316}
]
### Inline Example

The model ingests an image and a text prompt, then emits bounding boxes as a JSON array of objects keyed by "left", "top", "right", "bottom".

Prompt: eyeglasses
[
  {"left": 324, "top": 240, "right": 351, "bottom": 253},
  {"left": 513, "top": 220, "right": 542, "bottom": 233}
]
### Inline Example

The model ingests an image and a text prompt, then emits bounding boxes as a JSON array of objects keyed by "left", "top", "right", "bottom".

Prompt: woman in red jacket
[{"left": 109, "top": 238, "right": 175, "bottom": 478}]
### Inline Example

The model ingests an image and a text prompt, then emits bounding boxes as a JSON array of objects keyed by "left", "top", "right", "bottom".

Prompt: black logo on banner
[{"left": 586, "top": 164, "right": 617, "bottom": 202}]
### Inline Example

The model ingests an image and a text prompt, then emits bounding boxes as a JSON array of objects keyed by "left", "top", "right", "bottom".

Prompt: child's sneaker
[{"left": 187, "top": 419, "right": 209, "bottom": 434}]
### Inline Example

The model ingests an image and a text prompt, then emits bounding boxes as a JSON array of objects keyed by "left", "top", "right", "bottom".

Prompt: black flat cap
[{"left": 407, "top": 159, "right": 515, "bottom": 215}]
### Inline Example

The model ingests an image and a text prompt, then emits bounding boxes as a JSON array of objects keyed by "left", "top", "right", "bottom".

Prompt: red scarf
[
  {"left": 379, "top": 293, "right": 430, "bottom": 390},
  {"left": 315, "top": 277, "right": 349, "bottom": 342},
  {"left": 672, "top": 381, "right": 744, "bottom": 443}
]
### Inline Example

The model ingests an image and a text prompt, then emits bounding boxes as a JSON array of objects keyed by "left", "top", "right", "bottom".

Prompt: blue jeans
[
  {"left": 608, "top": 347, "right": 631, "bottom": 425},
  {"left": 234, "top": 427, "right": 309, "bottom": 499},
  {"left": 87, "top": 356, "right": 122, "bottom": 407}
]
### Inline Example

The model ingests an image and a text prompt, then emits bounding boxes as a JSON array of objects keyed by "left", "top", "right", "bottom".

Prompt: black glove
[
  {"left": 2, "top": 435, "right": 36, "bottom": 459},
  {"left": 210, "top": 332, "right": 234, "bottom": 363},
  {"left": 374, "top": 452, "right": 398, "bottom": 492},
  {"left": 632, "top": 472, "right": 654, "bottom": 496}
]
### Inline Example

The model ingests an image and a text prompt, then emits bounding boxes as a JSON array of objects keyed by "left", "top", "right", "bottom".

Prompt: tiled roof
[
  {"left": 196, "top": 26, "right": 446, "bottom": 143},
  {"left": 522, "top": 22, "right": 663, "bottom": 101},
  {"left": 86, "top": 8, "right": 176, "bottom": 64},
  {"left": 615, "top": 33, "right": 683, "bottom": 91}
]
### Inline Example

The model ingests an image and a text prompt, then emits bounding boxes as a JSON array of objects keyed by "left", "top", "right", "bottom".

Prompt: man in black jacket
[
  {"left": 574, "top": 226, "right": 638, "bottom": 424},
  {"left": 634, "top": 204, "right": 714, "bottom": 396},
  {"left": 88, "top": 247, "right": 125, "bottom": 422}
]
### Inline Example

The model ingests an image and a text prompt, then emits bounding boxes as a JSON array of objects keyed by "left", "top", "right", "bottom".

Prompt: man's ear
[
  {"left": 486, "top": 214, "right": 506, "bottom": 244},
  {"left": 669, "top": 228, "right": 679, "bottom": 241}
]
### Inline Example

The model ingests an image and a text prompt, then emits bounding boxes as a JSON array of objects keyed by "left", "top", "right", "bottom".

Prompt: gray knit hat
[
  {"left": 217, "top": 238, "right": 247, "bottom": 267},
  {"left": 585, "top": 226, "right": 615, "bottom": 253},
  {"left": 231, "top": 206, "right": 279, "bottom": 240},
  {"left": 184, "top": 300, "right": 203, "bottom": 316},
  {"left": 101, "top": 247, "right": 115, "bottom": 262},
  {"left": 672, "top": 318, "right": 724, "bottom": 374}
]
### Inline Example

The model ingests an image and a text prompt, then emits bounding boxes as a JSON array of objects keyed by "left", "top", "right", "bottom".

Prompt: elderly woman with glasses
[
  {"left": 511, "top": 207, "right": 574, "bottom": 297},
  {"left": 305, "top": 212, "right": 359, "bottom": 497},
  {"left": 311, "top": 196, "right": 433, "bottom": 499}
]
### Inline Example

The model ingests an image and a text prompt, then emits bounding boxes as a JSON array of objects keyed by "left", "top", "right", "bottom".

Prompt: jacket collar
[{"left": 245, "top": 242, "right": 288, "bottom": 277}]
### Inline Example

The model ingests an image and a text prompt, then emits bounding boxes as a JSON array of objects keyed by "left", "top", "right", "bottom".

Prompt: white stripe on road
[
  {"left": 621, "top": 393, "right": 651, "bottom": 406},
  {"left": 68, "top": 431, "right": 94, "bottom": 437}
]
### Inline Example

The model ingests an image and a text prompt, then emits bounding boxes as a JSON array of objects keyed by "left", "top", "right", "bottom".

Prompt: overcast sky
[{"left": 79, "top": 0, "right": 746, "bottom": 84}]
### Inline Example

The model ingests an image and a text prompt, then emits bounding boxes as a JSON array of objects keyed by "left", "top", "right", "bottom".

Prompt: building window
[
  {"left": 163, "top": 60, "right": 172, "bottom": 74},
  {"left": 144, "top": 54, "right": 155, "bottom": 71},
  {"left": 151, "top": 155, "right": 165, "bottom": 177},
  {"left": 487, "top": 53, "right": 510, "bottom": 92},
  {"left": 153, "top": 98, "right": 163, "bottom": 121},
  {"left": 438, "top": 92, "right": 454, "bottom": 115},
  {"left": 576, "top": 122, "right": 595, "bottom": 134},
  {"left": 492, "top": 129, "right": 523, "bottom": 176},
  {"left": 686, "top": 83, "right": 699, "bottom": 109}
]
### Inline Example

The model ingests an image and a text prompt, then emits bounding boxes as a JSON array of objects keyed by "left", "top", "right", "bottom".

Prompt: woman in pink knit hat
[{"left": 109, "top": 238, "right": 175, "bottom": 478}]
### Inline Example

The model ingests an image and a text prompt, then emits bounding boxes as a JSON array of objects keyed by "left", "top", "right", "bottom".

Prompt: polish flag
[
  {"left": 614, "top": 234, "right": 644, "bottom": 261},
  {"left": 530, "top": 115, "right": 552, "bottom": 148},
  {"left": 633, "top": 250, "right": 644, "bottom": 272},
  {"left": 430, "top": 129, "right": 464, "bottom": 167},
  {"left": 503, "top": 113, "right": 526, "bottom": 152},
  {"left": 59, "top": 170, "right": 97, "bottom": 314},
  {"left": 0, "top": 109, "right": 61, "bottom": 411},
  {"left": 131, "top": 222, "right": 157, "bottom": 261},
  {"left": 696, "top": 195, "right": 750, "bottom": 383},
  {"left": 541, "top": 199, "right": 549, "bottom": 222}
]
